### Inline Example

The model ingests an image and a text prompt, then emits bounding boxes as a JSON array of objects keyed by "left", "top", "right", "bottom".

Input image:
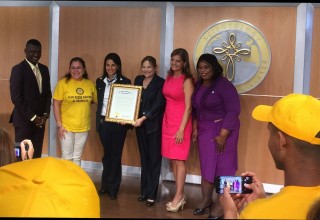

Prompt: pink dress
[{"left": 161, "top": 74, "right": 192, "bottom": 160}]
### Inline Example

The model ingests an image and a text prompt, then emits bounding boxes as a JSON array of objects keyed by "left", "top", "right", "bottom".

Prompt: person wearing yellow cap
[
  {"left": 219, "top": 93, "right": 320, "bottom": 219},
  {"left": 0, "top": 156, "right": 100, "bottom": 217}
]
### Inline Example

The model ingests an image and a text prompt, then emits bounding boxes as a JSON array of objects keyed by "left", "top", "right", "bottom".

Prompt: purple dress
[{"left": 191, "top": 76, "right": 240, "bottom": 183}]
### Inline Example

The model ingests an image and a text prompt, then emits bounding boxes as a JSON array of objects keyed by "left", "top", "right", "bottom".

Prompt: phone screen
[
  {"left": 215, "top": 176, "right": 253, "bottom": 194},
  {"left": 14, "top": 142, "right": 22, "bottom": 161},
  {"left": 14, "top": 147, "right": 20, "bottom": 157}
]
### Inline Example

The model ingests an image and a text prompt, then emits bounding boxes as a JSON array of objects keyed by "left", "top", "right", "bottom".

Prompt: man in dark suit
[{"left": 9, "top": 39, "right": 52, "bottom": 158}]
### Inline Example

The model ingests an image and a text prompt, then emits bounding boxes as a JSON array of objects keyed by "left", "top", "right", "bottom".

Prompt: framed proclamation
[{"left": 105, "top": 84, "right": 142, "bottom": 124}]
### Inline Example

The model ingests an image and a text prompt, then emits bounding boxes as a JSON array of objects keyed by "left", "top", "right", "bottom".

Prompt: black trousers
[
  {"left": 14, "top": 125, "right": 45, "bottom": 158},
  {"left": 98, "top": 119, "right": 128, "bottom": 196},
  {"left": 135, "top": 125, "right": 162, "bottom": 200}
]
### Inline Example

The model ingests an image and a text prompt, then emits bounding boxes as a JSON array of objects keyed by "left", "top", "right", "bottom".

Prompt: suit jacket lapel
[
  {"left": 143, "top": 75, "right": 155, "bottom": 101},
  {"left": 23, "top": 60, "right": 39, "bottom": 89}
]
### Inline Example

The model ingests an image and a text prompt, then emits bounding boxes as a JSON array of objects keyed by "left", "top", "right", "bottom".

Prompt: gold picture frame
[{"left": 105, "top": 83, "right": 142, "bottom": 124}]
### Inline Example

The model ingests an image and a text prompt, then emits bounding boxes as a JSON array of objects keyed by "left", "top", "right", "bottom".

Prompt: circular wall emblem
[
  {"left": 76, "top": 88, "right": 84, "bottom": 95},
  {"left": 194, "top": 20, "right": 271, "bottom": 93}
]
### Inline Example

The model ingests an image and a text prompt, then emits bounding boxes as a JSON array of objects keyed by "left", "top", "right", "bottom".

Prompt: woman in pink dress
[{"left": 162, "top": 48, "right": 194, "bottom": 212}]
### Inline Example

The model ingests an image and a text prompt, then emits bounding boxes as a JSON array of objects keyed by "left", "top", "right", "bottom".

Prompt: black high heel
[
  {"left": 193, "top": 202, "right": 213, "bottom": 215},
  {"left": 138, "top": 195, "right": 147, "bottom": 201},
  {"left": 109, "top": 194, "right": 117, "bottom": 200},
  {"left": 98, "top": 188, "right": 108, "bottom": 195},
  {"left": 146, "top": 199, "right": 155, "bottom": 206}
]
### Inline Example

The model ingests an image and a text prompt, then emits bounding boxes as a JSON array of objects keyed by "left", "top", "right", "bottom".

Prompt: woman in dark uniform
[
  {"left": 132, "top": 56, "right": 165, "bottom": 206},
  {"left": 96, "top": 53, "right": 131, "bottom": 200}
]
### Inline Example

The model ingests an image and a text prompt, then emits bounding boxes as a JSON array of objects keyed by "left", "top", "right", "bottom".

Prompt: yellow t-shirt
[
  {"left": 240, "top": 185, "right": 320, "bottom": 219},
  {"left": 53, "top": 78, "right": 97, "bottom": 132}
]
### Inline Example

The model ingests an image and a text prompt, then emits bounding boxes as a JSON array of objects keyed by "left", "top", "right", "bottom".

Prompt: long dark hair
[
  {"left": 0, "top": 128, "right": 16, "bottom": 167},
  {"left": 196, "top": 53, "right": 223, "bottom": 81},
  {"left": 102, "top": 53, "right": 123, "bottom": 78},
  {"left": 168, "top": 48, "right": 193, "bottom": 80},
  {"left": 64, "top": 57, "right": 89, "bottom": 81}
]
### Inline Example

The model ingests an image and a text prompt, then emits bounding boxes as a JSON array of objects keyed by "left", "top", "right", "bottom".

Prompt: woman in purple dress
[{"left": 191, "top": 53, "right": 240, "bottom": 219}]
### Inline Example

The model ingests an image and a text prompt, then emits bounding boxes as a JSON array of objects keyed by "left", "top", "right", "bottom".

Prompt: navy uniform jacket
[{"left": 95, "top": 75, "right": 132, "bottom": 131}]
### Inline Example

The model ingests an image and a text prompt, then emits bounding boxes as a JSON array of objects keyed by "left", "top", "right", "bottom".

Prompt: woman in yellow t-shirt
[{"left": 53, "top": 57, "right": 97, "bottom": 166}]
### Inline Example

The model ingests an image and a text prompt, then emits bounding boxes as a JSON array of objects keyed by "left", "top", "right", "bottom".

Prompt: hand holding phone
[
  {"left": 215, "top": 176, "right": 253, "bottom": 194},
  {"left": 20, "top": 140, "right": 34, "bottom": 160},
  {"left": 219, "top": 185, "right": 244, "bottom": 219},
  {"left": 240, "top": 171, "right": 267, "bottom": 202},
  {"left": 14, "top": 140, "right": 34, "bottom": 161},
  {"left": 219, "top": 172, "right": 267, "bottom": 219}
]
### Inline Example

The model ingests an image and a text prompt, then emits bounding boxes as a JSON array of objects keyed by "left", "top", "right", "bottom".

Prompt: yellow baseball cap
[
  {"left": 0, "top": 157, "right": 100, "bottom": 217},
  {"left": 252, "top": 93, "right": 320, "bottom": 145}
]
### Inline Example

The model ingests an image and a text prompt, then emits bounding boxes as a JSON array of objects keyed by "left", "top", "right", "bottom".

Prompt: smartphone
[
  {"left": 14, "top": 142, "right": 22, "bottom": 161},
  {"left": 215, "top": 176, "right": 253, "bottom": 194}
]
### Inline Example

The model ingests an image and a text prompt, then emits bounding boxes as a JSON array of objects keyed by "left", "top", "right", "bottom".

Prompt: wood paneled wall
[
  {"left": 174, "top": 6, "right": 297, "bottom": 184},
  {"left": 0, "top": 7, "right": 49, "bottom": 153},
  {"left": 58, "top": 7, "right": 162, "bottom": 165},
  {"left": 311, "top": 8, "right": 320, "bottom": 97},
  {"left": 1, "top": 3, "right": 319, "bottom": 186}
]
